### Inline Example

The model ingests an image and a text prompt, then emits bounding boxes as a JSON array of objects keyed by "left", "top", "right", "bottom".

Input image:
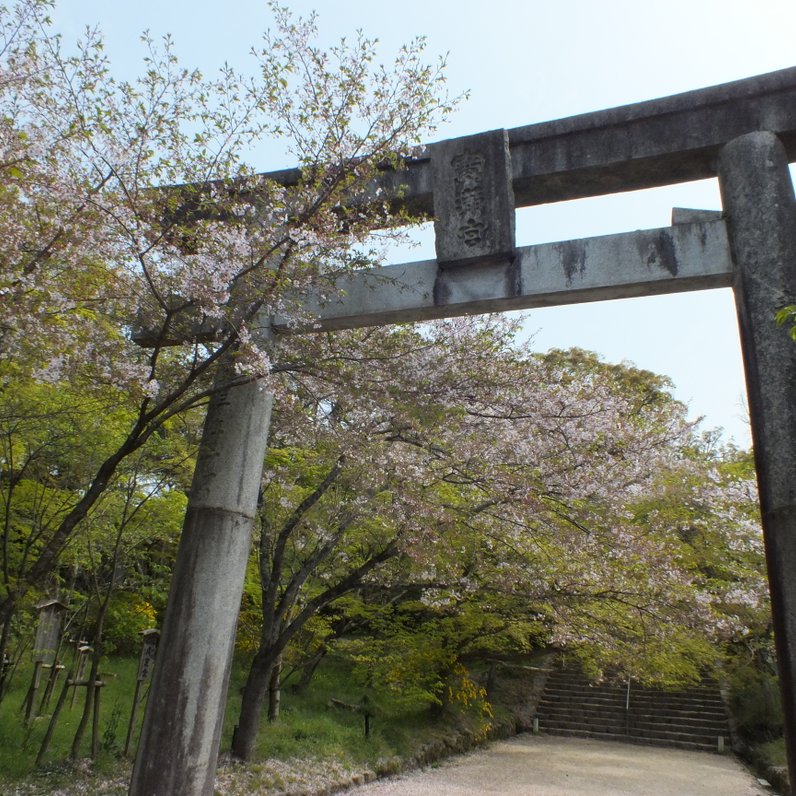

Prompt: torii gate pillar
[
  {"left": 719, "top": 131, "right": 796, "bottom": 786},
  {"left": 129, "top": 362, "right": 273, "bottom": 796}
]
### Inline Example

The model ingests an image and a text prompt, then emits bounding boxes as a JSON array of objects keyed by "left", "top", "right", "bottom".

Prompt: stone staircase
[{"left": 534, "top": 668, "right": 731, "bottom": 752}]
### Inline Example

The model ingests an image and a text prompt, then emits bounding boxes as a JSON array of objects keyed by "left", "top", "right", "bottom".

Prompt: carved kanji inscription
[{"left": 431, "top": 129, "right": 515, "bottom": 266}]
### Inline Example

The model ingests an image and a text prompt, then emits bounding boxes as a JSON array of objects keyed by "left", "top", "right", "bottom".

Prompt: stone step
[
  {"left": 536, "top": 703, "right": 729, "bottom": 731},
  {"left": 544, "top": 684, "right": 724, "bottom": 699},
  {"left": 545, "top": 673, "right": 720, "bottom": 690},
  {"left": 535, "top": 668, "right": 730, "bottom": 753},
  {"left": 538, "top": 713, "right": 727, "bottom": 737},
  {"left": 537, "top": 698, "right": 728, "bottom": 717},
  {"left": 537, "top": 694, "right": 727, "bottom": 717},
  {"left": 537, "top": 715, "right": 726, "bottom": 744},
  {"left": 541, "top": 727, "right": 722, "bottom": 753},
  {"left": 541, "top": 684, "right": 725, "bottom": 706}
]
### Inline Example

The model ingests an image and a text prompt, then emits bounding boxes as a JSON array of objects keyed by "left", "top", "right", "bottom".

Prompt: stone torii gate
[{"left": 129, "top": 68, "right": 796, "bottom": 796}]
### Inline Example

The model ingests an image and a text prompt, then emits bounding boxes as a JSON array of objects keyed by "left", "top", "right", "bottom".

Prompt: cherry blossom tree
[
  {"left": 0, "top": 0, "right": 456, "bottom": 642},
  {"left": 231, "top": 318, "right": 766, "bottom": 756}
]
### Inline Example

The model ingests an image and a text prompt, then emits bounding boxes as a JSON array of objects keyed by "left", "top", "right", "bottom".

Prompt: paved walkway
[{"left": 347, "top": 735, "right": 771, "bottom": 795}]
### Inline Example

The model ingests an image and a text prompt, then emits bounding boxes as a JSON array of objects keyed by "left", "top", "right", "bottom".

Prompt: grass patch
[
  {"left": 758, "top": 737, "right": 787, "bottom": 768},
  {"left": 247, "top": 659, "right": 446, "bottom": 766},
  {"left": 0, "top": 656, "right": 139, "bottom": 794},
  {"left": 1, "top": 653, "right": 506, "bottom": 794},
  {"left": 0, "top": 657, "right": 140, "bottom": 774}
]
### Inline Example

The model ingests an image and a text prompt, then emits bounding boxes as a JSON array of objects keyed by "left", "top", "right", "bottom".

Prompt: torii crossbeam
[{"left": 129, "top": 68, "right": 796, "bottom": 796}]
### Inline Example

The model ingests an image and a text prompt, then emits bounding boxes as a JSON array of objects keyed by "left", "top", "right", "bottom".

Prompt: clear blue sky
[{"left": 52, "top": 0, "right": 796, "bottom": 447}]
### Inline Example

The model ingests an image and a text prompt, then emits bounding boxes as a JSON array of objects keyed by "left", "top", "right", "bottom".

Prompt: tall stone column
[
  {"left": 129, "top": 362, "right": 273, "bottom": 796},
  {"left": 718, "top": 131, "right": 796, "bottom": 792}
]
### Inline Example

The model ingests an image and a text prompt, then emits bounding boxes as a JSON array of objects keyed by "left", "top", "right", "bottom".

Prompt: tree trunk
[
  {"left": 0, "top": 615, "right": 11, "bottom": 701},
  {"left": 267, "top": 655, "right": 282, "bottom": 722},
  {"left": 232, "top": 646, "right": 278, "bottom": 760},
  {"left": 233, "top": 539, "right": 397, "bottom": 760},
  {"left": 293, "top": 649, "right": 327, "bottom": 694},
  {"left": 486, "top": 662, "right": 498, "bottom": 699}
]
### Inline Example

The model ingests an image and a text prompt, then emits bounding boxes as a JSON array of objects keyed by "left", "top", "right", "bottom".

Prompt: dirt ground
[{"left": 345, "top": 735, "right": 772, "bottom": 795}]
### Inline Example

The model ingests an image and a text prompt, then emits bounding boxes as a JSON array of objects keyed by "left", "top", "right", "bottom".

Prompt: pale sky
[{"left": 51, "top": 0, "right": 796, "bottom": 447}]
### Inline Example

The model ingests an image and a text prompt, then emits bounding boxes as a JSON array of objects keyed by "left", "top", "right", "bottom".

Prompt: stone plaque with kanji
[{"left": 431, "top": 128, "right": 515, "bottom": 266}]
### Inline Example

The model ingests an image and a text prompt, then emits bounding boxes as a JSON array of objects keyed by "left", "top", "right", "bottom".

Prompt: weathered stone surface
[
  {"left": 430, "top": 129, "right": 515, "bottom": 266},
  {"left": 718, "top": 131, "right": 796, "bottom": 790},
  {"left": 245, "top": 66, "right": 796, "bottom": 217},
  {"left": 130, "top": 367, "right": 273, "bottom": 796},
  {"left": 289, "top": 218, "right": 733, "bottom": 331},
  {"left": 144, "top": 219, "right": 733, "bottom": 345},
  {"left": 671, "top": 207, "right": 723, "bottom": 225}
]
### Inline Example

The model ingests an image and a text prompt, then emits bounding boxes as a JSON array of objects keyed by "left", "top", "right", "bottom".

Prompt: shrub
[{"left": 101, "top": 594, "right": 157, "bottom": 655}]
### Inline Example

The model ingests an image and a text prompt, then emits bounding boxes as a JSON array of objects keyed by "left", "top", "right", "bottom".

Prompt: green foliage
[
  {"left": 730, "top": 663, "right": 783, "bottom": 741},
  {"left": 758, "top": 737, "right": 787, "bottom": 768},
  {"left": 236, "top": 564, "right": 265, "bottom": 656},
  {"left": 100, "top": 701, "right": 124, "bottom": 755},
  {"left": 334, "top": 599, "right": 495, "bottom": 726},
  {"left": 0, "top": 657, "right": 140, "bottom": 778},
  {"left": 0, "top": 648, "right": 529, "bottom": 792},
  {"left": 726, "top": 633, "right": 784, "bottom": 742},
  {"left": 101, "top": 594, "right": 158, "bottom": 656},
  {"left": 1, "top": 367, "right": 191, "bottom": 666},
  {"left": 0, "top": 377, "right": 129, "bottom": 603},
  {"left": 237, "top": 655, "right": 488, "bottom": 766},
  {"left": 775, "top": 304, "right": 796, "bottom": 340},
  {"left": 566, "top": 628, "right": 718, "bottom": 690}
]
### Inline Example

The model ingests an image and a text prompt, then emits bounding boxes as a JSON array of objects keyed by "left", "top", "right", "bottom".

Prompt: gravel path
[{"left": 344, "top": 735, "right": 771, "bottom": 795}]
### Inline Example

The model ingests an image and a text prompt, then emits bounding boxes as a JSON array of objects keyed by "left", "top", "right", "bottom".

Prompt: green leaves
[{"left": 775, "top": 304, "right": 796, "bottom": 340}]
